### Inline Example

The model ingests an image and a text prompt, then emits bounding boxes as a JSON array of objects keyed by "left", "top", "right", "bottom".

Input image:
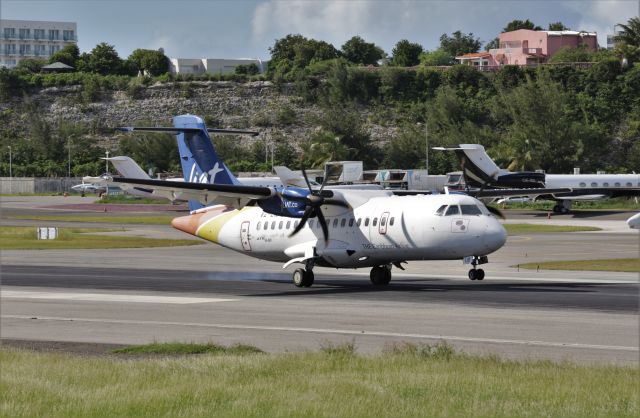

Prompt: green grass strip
[
  {"left": 1, "top": 342, "right": 638, "bottom": 417},
  {"left": 0, "top": 226, "right": 201, "bottom": 250},
  {"left": 111, "top": 342, "right": 263, "bottom": 355},
  {"left": 11, "top": 215, "right": 176, "bottom": 225},
  {"left": 503, "top": 223, "right": 601, "bottom": 234},
  {"left": 516, "top": 258, "right": 640, "bottom": 273},
  {"left": 93, "top": 195, "right": 171, "bottom": 204}
]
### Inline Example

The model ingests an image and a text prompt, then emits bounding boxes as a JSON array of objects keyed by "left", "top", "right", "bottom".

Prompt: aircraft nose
[{"left": 484, "top": 220, "right": 507, "bottom": 252}]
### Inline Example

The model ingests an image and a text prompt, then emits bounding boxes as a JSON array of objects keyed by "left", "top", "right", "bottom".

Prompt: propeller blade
[
  {"left": 315, "top": 208, "right": 329, "bottom": 243},
  {"left": 301, "top": 167, "right": 313, "bottom": 192},
  {"left": 486, "top": 205, "right": 505, "bottom": 219},
  {"left": 289, "top": 207, "right": 313, "bottom": 237},
  {"left": 323, "top": 198, "right": 350, "bottom": 208}
]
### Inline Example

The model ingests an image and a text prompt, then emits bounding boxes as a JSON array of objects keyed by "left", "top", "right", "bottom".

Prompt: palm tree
[{"left": 615, "top": 17, "right": 640, "bottom": 64}]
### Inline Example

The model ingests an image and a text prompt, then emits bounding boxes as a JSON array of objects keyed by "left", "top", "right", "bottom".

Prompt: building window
[
  {"left": 48, "top": 29, "right": 59, "bottom": 40},
  {"left": 3, "top": 28, "right": 16, "bottom": 38},
  {"left": 19, "top": 28, "right": 30, "bottom": 39},
  {"left": 63, "top": 30, "right": 74, "bottom": 41},
  {"left": 34, "top": 29, "right": 45, "bottom": 40}
]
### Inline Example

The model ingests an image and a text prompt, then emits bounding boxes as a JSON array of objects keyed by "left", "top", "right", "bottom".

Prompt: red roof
[{"left": 455, "top": 52, "right": 491, "bottom": 59}]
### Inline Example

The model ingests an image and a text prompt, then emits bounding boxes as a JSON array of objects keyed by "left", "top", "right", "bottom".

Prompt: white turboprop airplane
[
  {"left": 436, "top": 144, "right": 640, "bottom": 213},
  {"left": 106, "top": 115, "right": 517, "bottom": 287}
]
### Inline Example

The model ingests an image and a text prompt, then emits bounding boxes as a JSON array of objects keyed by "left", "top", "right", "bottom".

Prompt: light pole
[
  {"left": 67, "top": 138, "right": 71, "bottom": 178},
  {"left": 105, "top": 150, "right": 109, "bottom": 174},
  {"left": 8, "top": 145, "right": 12, "bottom": 194},
  {"left": 424, "top": 119, "right": 429, "bottom": 175}
]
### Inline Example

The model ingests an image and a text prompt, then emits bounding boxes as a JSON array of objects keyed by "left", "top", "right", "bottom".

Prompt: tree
[
  {"left": 127, "top": 49, "right": 169, "bottom": 76},
  {"left": 79, "top": 42, "right": 122, "bottom": 75},
  {"left": 548, "top": 22, "right": 569, "bottom": 31},
  {"left": 267, "top": 34, "right": 339, "bottom": 78},
  {"left": 484, "top": 37, "right": 499, "bottom": 51},
  {"left": 615, "top": 16, "right": 640, "bottom": 64},
  {"left": 48, "top": 44, "right": 80, "bottom": 67},
  {"left": 438, "top": 31, "right": 481, "bottom": 58},
  {"left": 548, "top": 45, "right": 593, "bottom": 63},
  {"left": 16, "top": 58, "right": 46, "bottom": 73},
  {"left": 235, "top": 63, "right": 260, "bottom": 75},
  {"left": 503, "top": 19, "right": 542, "bottom": 32},
  {"left": 419, "top": 49, "right": 453, "bottom": 66},
  {"left": 391, "top": 39, "right": 423, "bottom": 67},
  {"left": 341, "top": 36, "right": 385, "bottom": 65}
]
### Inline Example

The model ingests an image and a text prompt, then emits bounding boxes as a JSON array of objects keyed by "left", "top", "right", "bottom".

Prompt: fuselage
[
  {"left": 545, "top": 174, "right": 640, "bottom": 200},
  {"left": 172, "top": 193, "right": 507, "bottom": 269}
]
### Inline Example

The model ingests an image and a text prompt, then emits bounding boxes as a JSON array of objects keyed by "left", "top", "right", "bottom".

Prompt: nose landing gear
[{"left": 468, "top": 255, "right": 487, "bottom": 281}]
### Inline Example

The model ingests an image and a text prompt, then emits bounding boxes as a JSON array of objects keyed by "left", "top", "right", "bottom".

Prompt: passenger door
[{"left": 240, "top": 221, "right": 251, "bottom": 251}]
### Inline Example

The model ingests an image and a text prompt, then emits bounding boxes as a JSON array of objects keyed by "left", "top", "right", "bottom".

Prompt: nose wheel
[{"left": 468, "top": 256, "right": 487, "bottom": 281}]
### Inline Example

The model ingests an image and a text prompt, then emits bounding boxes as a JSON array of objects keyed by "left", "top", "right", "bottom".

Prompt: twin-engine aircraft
[{"left": 112, "top": 115, "right": 509, "bottom": 286}]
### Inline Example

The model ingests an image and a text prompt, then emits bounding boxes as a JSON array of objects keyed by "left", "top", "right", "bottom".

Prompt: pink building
[{"left": 456, "top": 29, "right": 598, "bottom": 68}]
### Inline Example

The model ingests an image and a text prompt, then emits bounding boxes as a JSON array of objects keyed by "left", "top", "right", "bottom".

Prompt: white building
[
  {"left": 169, "top": 58, "right": 265, "bottom": 74},
  {"left": 0, "top": 19, "right": 77, "bottom": 68}
]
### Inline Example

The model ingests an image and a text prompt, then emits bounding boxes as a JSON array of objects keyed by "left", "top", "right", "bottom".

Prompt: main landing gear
[
  {"left": 552, "top": 200, "right": 572, "bottom": 214},
  {"left": 370, "top": 265, "right": 392, "bottom": 285},
  {"left": 292, "top": 260, "right": 315, "bottom": 287},
  {"left": 468, "top": 256, "right": 487, "bottom": 281}
]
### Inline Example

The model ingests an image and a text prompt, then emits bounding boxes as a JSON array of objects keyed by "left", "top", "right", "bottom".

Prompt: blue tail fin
[{"left": 173, "top": 115, "right": 239, "bottom": 210}]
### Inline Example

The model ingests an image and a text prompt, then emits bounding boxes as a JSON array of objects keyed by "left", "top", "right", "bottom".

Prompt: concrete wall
[{"left": 0, "top": 177, "right": 81, "bottom": 194}]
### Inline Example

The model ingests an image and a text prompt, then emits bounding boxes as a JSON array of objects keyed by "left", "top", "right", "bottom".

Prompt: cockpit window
[
  {"left": 435, "top": 205, "right": 447, "bottom": 216},
  {"left": 445, "top": 205, "right": 460, "bottom": 216},
  {"left": 460, "top": 205, "right": 482, "bottom": 215}
]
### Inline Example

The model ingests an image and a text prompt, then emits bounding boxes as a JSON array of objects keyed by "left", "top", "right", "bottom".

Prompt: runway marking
[
  {"left": 3, "top": 315, "right": 637, "bottom": 353},
  {"left": 1, "top": 291, "right": 238, "bottom": 305},
  {"left": 341, "top": 271, "right": 639, "bottom": 284}
]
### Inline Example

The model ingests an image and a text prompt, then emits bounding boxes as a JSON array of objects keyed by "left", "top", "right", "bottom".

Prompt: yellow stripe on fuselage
[{"left": 196, "top": 208, "right": 247, "bottom": 243}]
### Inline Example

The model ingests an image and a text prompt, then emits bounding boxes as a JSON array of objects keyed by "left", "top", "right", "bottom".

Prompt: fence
[{"left": 0, "top": 177, "right": 82, "bottom": 194}]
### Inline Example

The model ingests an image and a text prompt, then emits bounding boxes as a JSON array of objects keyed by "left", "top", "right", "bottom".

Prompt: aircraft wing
[
  {"left": 116, "top": 127, "right": 259, "bottom": 136},
  {"left": 110, "top": 177, "right": 273, "bottom": 209},
  {"left": 471, "top": 188, "right": 572, "bottom": 198}
]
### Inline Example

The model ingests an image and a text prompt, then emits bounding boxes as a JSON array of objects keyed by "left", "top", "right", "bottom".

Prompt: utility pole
[
  {"left": 8, "top": 145, "right": 12, "bottom": 194},
  {"left": 105, "top": 150, "right": 109, "bottom": 174},
  {"left": 425, "top": 119, "right": 429, "bottom": 175},
  {"left": 67, "top": 138, "right": 71, "bottom": 177}
]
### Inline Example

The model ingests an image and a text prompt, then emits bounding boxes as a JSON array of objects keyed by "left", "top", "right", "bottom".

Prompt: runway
[{"left": 1, "top": 196, "right": 639, "bottom": 364}]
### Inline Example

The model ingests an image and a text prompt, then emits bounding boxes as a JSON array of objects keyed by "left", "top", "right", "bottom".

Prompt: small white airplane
[
  {"left": 70, "top": 181, "right": 107, "bottom": 195},
  {"left": 436, "top": 144, "right": 640, "bottom": 213},
  {"left": 627, "top": 213, "right": 640, "bottom": 229},
  {"left": 106, "top": 115, "right": 521, "bottom": 286}
]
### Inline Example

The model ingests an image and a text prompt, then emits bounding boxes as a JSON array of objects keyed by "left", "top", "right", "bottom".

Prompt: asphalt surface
[{"left": 1, "top": 196, "right": 639, "bottom": 364}]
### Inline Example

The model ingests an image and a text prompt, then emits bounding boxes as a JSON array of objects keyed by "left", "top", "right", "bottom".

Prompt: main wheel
[
  {"left": 293, "top": 268, "right": 314, "bottom": 288},
  {"left": 370, "top": 266, "right": 391, "bottom": 285},
  {"left": 303, "top": 270, "right": 314, "bottom": 287},
  {"left": 476, "top": 269, "right": 485, "bottom": 281},
  {"left": 468, "top": 269, "right": 478, "bottom": 280}
]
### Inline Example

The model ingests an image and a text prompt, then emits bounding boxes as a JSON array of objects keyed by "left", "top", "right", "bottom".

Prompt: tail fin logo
[{"left": 188, "top": 162, "right": 224, "bottom": 184}]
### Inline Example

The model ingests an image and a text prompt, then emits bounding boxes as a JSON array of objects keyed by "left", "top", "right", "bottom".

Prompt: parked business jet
[
  {"left": 112, "top": 115, "right": 508, "bottom": 286},
  {"left": 436, "top": 144, "right": 640, "bottom": 213}
]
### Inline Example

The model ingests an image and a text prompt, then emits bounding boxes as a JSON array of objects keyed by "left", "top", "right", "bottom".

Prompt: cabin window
[
  {"left": 615, "top": 182, "right": 621, "bottom": 187},
  {"left": 257, "top": 222, "right": 261, "bottom": 230},
  {"left": 278, "top": 221, "right": 283, "bottom": 230},
  {"left": 389, "top": 217, "right": 395, "bottom": 226},
  {"left": 445, "top": 205, "right": 460, "bottom": 216},
  {"left": 435, "top": 205, "right": 447, "bottom": 216},
  {"left": 271, "top": 221, "right": 276, "bottom": 230},
  {"left": 460, "top": 205, "right": 482, "bottom": 215},
  {"left": 364, "top": 218, "right": 370, "bottom": 226},
  {"left": 579, "top": 182, "right": 586, "bottom": 187},
  {"left": 264, "top": 222, "right": 269, "bottom": 230},
  {"left": 333, "top": 218, "right": 338, "bottom": 228},
  {"left": 348, "top": 218, "right": 354, "bottom": 227},
  {"left": 627, "top": 182, "right": 633, "bottom": 187},
  {"left": 341, "top": 218, "right": 346, "bottom": 227},
  {"left": 591, "top": 182, "right": 598, "bottom": 187},
  {"left": 381, "top": 217, "right": 387, "bottom": 226},
  {"left": 357, "top": 218, "right": 362, "bottom": 226},
  {"left": 373, "top": 218, "right": 378, "bottom": 226},
  {"left": 603, "top": 182, "right": 609, "bottom": 187},
  {"left": 286, "top": 220, "right": 291, "bottom": 229}
]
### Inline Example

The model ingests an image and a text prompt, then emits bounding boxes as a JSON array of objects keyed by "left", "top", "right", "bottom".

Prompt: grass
[
  {"left": 111, "top": 342, "right": 263, "bottom": 355},
  {"left": 1, "top": 341, "right": 638, "bottom": 417},
  {"left": 517, "top": 258, "right": 640, "bottom": 273},
  {"left": 11, "top": 215, "right": 176, "bottom": 225},
  {"left": 94, "top": 195, "right": 171, "bottom": 204},
  {"left": 493, "top": 197, "right": 640, "bottom": 211},
  {"left": 503, "top": 223, "right": 602, "bottom": 234},
  {"left": 0, "top": 226, "right": 201, "bottom": 250}
]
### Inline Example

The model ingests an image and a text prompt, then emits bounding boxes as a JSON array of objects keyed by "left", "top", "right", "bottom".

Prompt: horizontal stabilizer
[
  {"left": 472, "top": 187, "right": 571, "bottom": 198},
  {"left": 116, "top": 127, "right": 259, "bottom": 136}
]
